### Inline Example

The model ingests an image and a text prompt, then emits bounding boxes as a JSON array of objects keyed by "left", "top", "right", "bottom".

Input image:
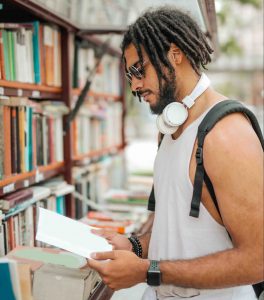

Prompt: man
[{"left": 88, "top": 7, "right": 263, "bottom": 300}]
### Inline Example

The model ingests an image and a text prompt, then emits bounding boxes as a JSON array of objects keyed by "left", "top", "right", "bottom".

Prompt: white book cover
[
  {"left": 25, "top": 29, "right": 34, "bottom": 83},
  {"left": 36, "top": 208, "right": 112, "bottom": 258},
  {"left": 0, "top": 223, "right": 5, "bottom": 257}
]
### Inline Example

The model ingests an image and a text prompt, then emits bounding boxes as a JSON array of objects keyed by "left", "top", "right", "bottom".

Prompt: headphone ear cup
[
  {"left": 163, "top": 103, "right": 188, "bottom": 127},
  {"left": 156, "top": 114, "right": 178, "bottom": 135}
]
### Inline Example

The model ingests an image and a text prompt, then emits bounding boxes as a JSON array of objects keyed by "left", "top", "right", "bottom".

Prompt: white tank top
[{"left": 143, "top": 108, "right": 255, "bottom": 300}]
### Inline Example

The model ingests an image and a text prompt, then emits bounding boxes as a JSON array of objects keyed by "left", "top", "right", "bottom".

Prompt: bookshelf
[{"left": 0, "top": 0, "right": 125, "bottom": 298}]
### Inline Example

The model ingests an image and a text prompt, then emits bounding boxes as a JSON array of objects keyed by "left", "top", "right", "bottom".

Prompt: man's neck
[{"left": 171, "top": 88, "right": 227, "bottom": 140}]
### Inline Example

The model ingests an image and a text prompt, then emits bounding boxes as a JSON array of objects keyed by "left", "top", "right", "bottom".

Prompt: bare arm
[{"left": 138, "top": 232, "right": 152, "bottom": 258}]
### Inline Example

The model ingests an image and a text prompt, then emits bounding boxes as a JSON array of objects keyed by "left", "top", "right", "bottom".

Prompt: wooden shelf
[
  {"left": 0, "top": 80, "right": 62, "bottom": 99},
  {"left": 0, "top": 162, "right": 64, "bottom": 196},
  {"left": 72, "top": 89, "right": 122, "bottom": 101},
  {"left": 73, "top": 145, "right": 124, "bottom": 162},
  {"left": 1, "top": 0, "right": 78, "bottom": 31}
]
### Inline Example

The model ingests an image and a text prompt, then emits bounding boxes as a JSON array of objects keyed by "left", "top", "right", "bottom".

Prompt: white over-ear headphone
[{"left": 156, "top": 73, "right": 210, "bottom": 135}]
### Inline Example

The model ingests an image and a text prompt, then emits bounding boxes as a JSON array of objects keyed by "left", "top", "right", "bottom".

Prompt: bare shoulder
[
  {"left": 202, "top": 112, "right": 263, "bottom": 245},
  {"left": 203, "top": 112, "right": 262, "bottom": 171}
]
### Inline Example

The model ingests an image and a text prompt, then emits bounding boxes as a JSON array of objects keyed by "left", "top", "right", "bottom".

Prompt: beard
[{"left": 149, "top": 76, "right": 177, "bottom": 115}]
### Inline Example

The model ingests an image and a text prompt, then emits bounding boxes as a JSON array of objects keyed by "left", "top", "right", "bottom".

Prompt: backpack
[{"left": 148, "top": 100, "right": 264, "bottom": 298}]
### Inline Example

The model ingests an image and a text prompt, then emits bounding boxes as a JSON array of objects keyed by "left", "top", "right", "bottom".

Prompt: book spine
[
  {"left": 13, "top": 214, "right": 19, "bottom": 248},
  {"left": 2, "top": 30, "right": 10, "bottom": 81},
  {"left": 28, "top": 107, "right": 33, "bottom": 171},
  {"left": 56, "top": 196, "right": 65, "bottom": 215},
  {"left": 32, "top": 21, "right": 41, "bottom": 84},
  {"left": 39, "top": 23, "right": 46, "bottom": 85},
  {"left": 10, "top": 107, "right": 18, "bottom": 174},
  {"left": 32, "top": 113, "right": 37, "bottom": 169},
  {"left": 0, "top": 29, "right": 5, "bottom": 79},
  {"left": 3, "top": 106, "right": 12, "bottom": 176},
  {"left": 7, "top": 216, "right": 15, "bottom": 250},
  {"left": 0, "top": 106, "right": 4, "bottom": 179},
  {"left": 25, "top": 205, "right": 34, "bottom": 247},
  {"left": 18, "top": 106, "right": 25, "bottom": 173},
  {"left": 15, "top": 107, "right": 21, "bottom": 174},
  {"left": 0, "top": 222, "right": 5, "bottom": 256}
]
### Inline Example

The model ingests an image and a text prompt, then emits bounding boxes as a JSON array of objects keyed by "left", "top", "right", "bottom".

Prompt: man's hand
[
  {"left": 87, "top": 250, "right": 150, "bottom": 291},
  {"left": 91, "top": 228, "right": 132, "bottom": 251}
]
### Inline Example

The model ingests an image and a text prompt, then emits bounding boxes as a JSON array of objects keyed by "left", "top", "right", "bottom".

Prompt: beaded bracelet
[{"left": 128, "top": 235, "right": 143, "bottom": 258}]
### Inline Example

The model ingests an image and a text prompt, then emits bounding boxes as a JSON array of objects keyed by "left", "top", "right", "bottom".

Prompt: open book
[{"left": 36, "top": 208, "right": 112, "bottom": 258}]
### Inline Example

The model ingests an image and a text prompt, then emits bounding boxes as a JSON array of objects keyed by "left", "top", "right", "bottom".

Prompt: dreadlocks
[{"left": 121, "top": 6, "right": 213, "bottom": 90}]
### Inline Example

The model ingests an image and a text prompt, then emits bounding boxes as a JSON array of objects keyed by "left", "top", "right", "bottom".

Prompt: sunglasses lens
[
  {"left": 125, "top": 72, "right": 132, "bottom": 83},
  {"left": 130, "top": 66, "right": 142, "bottom": 80}
]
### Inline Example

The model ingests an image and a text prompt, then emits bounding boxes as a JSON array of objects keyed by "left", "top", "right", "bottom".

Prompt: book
[
  {"left": 36, "top": 208, "right": 112, "bottom": 258},
  {"left": 4, "top": 106, "right": 12, "bottom": 176},
  {"left": 82, "top": 216, "right": 135, "bottom": 234},
  {"left": 17, "top": 264, "right": 33, "bottom": 300},
  {"left": 0, "top": 29, "right": 5, "bottom": 79},
  {"left": 0, "top": 260, "right": 18, "bottom": 300},
  {"left": 32, "top": 21, "right": 41, "bottom": 84},
  {"left": 0, "top": 189, "right": 33, "bottom": 212},
  {"left": 0, "top": 220, "right": 5, "bottom": 257},
  {"left": 0, "top": 258, "right": 32, "bottom": 300},
  {"left": 33, "top": 263, "right": 100, "bottom": 300},
  {"left": 7, "top": 246, "right": 87, "bottom": 271},
  {"left": 10, "top": 107, "right": 18, "bottom": 174}
]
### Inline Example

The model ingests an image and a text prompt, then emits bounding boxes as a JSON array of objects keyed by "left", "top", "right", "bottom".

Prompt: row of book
[
  {"left": 0, "top": 22, "right": 62, "bottom": 86},
  {"left": 0, "top": 96, "right": 68, "bottom": 179},
  {"left": 72, "top": 100, "right": 123, "bottom": 156},
  {"left": 73, "top": 44, "right": 122, "bottom": 95},
  {"left": 0, "top": 177, "right": 74, "bottom": 257}
]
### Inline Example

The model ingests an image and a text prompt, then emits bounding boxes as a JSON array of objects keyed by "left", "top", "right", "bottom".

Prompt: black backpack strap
[{"left": 190, "top": 100, "right": 264, "bottom": 218}]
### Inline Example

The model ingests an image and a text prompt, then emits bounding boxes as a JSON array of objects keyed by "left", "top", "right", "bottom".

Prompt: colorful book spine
[
  {"left": 0, "top": 29, "right": 6, "bottom": 79},
  {"left": 32, "top": 21, "right": 41, "bottom": 84}
]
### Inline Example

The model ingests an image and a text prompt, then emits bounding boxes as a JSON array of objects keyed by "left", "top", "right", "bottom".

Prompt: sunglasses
[{"left": 125, "top": 59, "right": 149, "bottom": 83}]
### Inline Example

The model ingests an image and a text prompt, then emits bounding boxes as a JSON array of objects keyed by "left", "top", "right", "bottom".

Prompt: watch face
[
  {"left": 147, "top": 270, "right": 161, "bottom": 286},
  {"left": 147, "top": 260, "right": 161, "bottom": 286}
]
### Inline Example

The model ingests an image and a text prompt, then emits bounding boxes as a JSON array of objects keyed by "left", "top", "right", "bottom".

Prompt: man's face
[{"left": 124, "top": 44, "right": 177, "bottom": 115}]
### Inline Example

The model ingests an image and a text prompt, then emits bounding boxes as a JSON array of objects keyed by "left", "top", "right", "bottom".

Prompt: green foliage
[
  {"left": 216, "top": 0, "right": 262, "bottom": 56},
  {"left": 220, "top": 36, "right": 243, "bottom": 56},
  {"left": 237, "top": 0, "right": 262, "bottom": 9}
]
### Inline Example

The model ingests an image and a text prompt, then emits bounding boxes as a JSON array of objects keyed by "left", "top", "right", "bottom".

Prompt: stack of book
[{"left": 82, "top": 210, "right": 135, "bottom": 234}]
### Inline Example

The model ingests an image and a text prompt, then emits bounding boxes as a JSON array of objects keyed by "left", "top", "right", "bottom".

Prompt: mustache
[
  {"left": 132, "top": 89, "right": 152, "bottom": 97},
  {"left": 132, "top": 89, "right": 152, "bottom": 102}
]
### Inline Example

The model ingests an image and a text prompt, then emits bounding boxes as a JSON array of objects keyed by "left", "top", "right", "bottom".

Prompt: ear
[{"left": 169, "top": 44, "right": 183, "bottom": 65}]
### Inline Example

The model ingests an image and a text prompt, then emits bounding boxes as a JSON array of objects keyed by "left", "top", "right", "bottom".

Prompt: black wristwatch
[{"left": 147, "top": 260, "right": 161, "bottom": 286}]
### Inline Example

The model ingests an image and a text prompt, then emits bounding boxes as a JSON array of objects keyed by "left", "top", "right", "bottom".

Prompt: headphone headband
[{"left": 182, "top": 73, "right": 210, "bottom": 108}]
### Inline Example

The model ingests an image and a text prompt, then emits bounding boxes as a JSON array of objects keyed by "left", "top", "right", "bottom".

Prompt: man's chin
[{"left": 149, "top": 105, "right": 163, "bottom": 115}]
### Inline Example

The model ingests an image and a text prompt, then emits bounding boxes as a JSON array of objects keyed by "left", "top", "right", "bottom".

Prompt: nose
[{"left": 131, "top": 76, "right": 143, "bottom": 93}]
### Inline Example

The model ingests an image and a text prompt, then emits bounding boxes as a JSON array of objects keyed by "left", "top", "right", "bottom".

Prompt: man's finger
[
  {"left": 91, "top": 229, "right": 115, "bottom": 239},
  {"left": 90, "top": 251, "right": 116, "bottom": 260},
  {"left": 87, "top": 258, "right": 103, "bottom": 272}
]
